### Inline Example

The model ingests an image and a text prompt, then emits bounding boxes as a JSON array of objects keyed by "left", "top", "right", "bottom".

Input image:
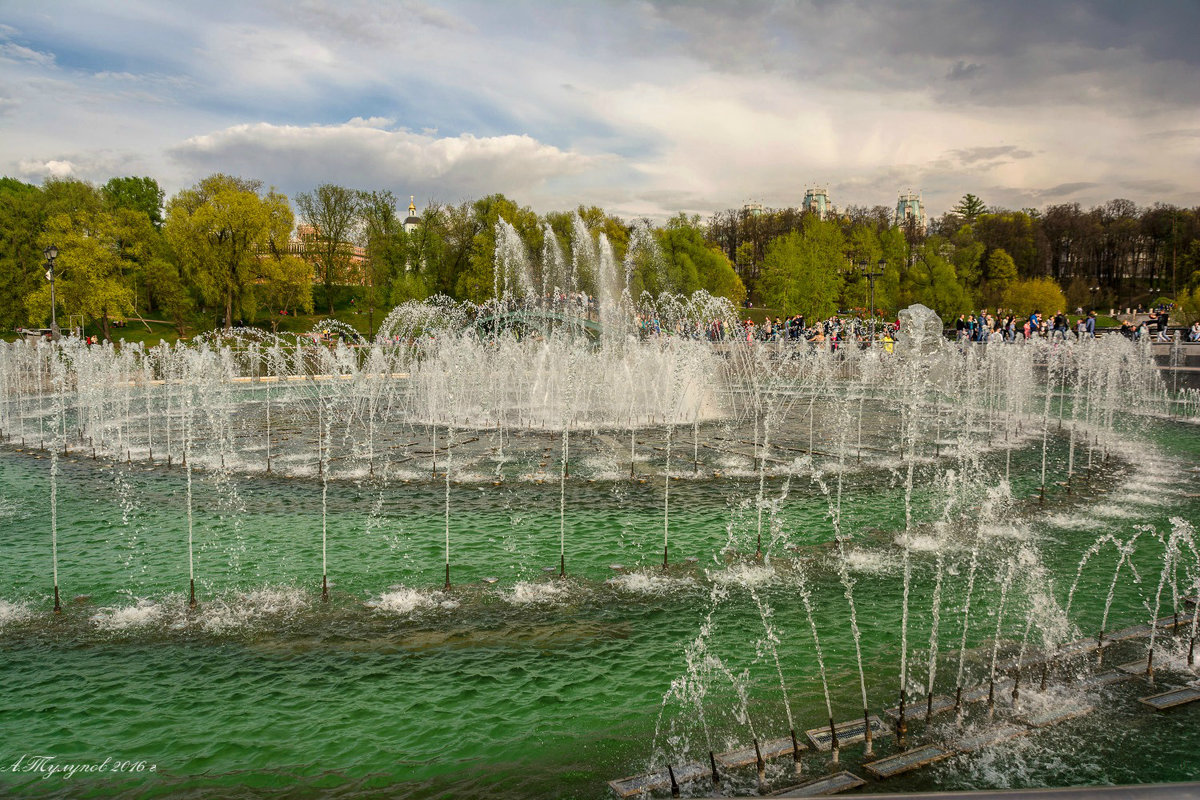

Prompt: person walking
[
  {"left": 1155, "top": 310, "right": 1170, "bottom": 342},
  {"left": 1052, "top": 311, "right": 1069, "bottom": 340},
  {"left": 1085, "top": 311, "right": 1096, "bottom": 338}
]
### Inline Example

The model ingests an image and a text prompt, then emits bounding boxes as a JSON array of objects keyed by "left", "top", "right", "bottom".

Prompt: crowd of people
[
  {"left": 636, "top": 307, "right": 1200, "bottom": 348},
  {"left": 634, "top": 312, "right": 899, "bottom": 350},
  {"left": 952, "top": 310, "right": 1097, "bottom": 342}
]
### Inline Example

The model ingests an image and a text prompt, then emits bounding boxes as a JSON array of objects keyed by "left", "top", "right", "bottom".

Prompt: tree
[
  {"left": 949, "top": 225, "right": 985, "bottom": 296},
  {"left": 975, "top": 211, "right": 1037, "bottom": 277},
  {"left": 1002, "top": 278, "right": 1067, "bottom": 317},
  {"left": 357, "top": 190, "right": 402, "bottom": 337},
  {"left": 295, "top": 184, "right": 361, "bottom": 314},
  {"left": 454, "top": 194, "right": 540, "bottom": 303},
  {"left": 26, "top": 189, "right": 136, "bottom": 341},
  {"left": 955, "top": 193, "right": 986, "bottom": 222},
  {"left": 102, "top": 176, "right": 165, "bottom": 229},
  {"left": 258, "top": 252, "right": 314, "bottom": 331},
  {"left": 165, "top": 174, "right": 295, "bottom": 331},
  {"left": 907, "top": 237, "right": 969, "bottom": 319},
  {"left": 141, "top": 255, "right": 192, "bottom": 336},
  {"left": 983, "top": 247, "right": 1018, "bottom": 306},
  {"left": 758, "top": 217, "right": 845, "bottom": 317},
  {"left": 654, "top": 215, "right": 746, "bottom": 304},
  {"left": 0, "top": 178, "right": 45, "bottom": 329}
]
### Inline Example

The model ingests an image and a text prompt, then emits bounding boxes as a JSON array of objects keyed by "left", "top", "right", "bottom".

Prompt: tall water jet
[
  {"left": 444, "top": 418, "right": 454, "bottom": 590},
  {"left": 49, "top": 344, "right": 64, "bottom": 613}
]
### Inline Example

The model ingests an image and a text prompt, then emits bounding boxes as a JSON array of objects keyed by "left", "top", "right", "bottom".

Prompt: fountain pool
[{"left": 1, "top": 299, "right": 1199, "bottom": 798}]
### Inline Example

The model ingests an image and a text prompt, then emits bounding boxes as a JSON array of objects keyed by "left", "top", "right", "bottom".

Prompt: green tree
[
  {"left": 26, "top": 190, "right": 136, "bottom": 341},
  {"left": 949, "top": 224, "right": 985, "bottom": 294},
  {"left": 758, "top": 217, "right": 845, "bottom": 317},
  {"left": 906, "top": 237, "right": 969, "bottom": 319},
  {"left": 975, "top": 211, "right": 1037, "bottom": 277},
  {"left": 0, "top": 178, "right": 45, "bottom": 329},
  {"left": 141, "top": 255, "right": 193, "bottom": 336},
  {"left": 296, "top": 184, "right": 362, "bottom": 314},
  {"left": 654, "top": 215, "right": 746, "bottom": 304},
  {"left": 1002, "top": 277, "right": 1068, "bottom": 317},
  {"left": 258, "top": 252, "right": 314, "bottom": 331},
  {"left": 102, "top": 176, "right": 165, "bottom": 228},
  {"left": 357, "top": 190, "right": 403, "bottom": 337},
  {"left": 165, "top": 174, "right": 295, "bottom": 331},
  {"left": 955, "top": 193, "right": 986, "bottom": 222},
  {"left": 454, "top": 194, "right": 540, "bottom": 303},
  {"left": 983, "top": 247, "right": 1018, "bottom": 306}
]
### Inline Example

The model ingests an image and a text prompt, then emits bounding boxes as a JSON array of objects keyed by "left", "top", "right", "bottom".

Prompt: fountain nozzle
[
  {"left": 53, "top": 585, "right": 61, "bottom": 614},
  {"left": 709, "top": 750, "right": 721, "bottom": 786},
  {"left": 667, "top": 764, "right": 679, "bottom": 798},
  {"left": 188, "top": 578, "right": 196, "bottom": 609},
  {"left": 828, "top": 716, "right": 839, "bottom": 764},
  {"left": 321, "top": 574, "right": 329, "bottom": 602}
]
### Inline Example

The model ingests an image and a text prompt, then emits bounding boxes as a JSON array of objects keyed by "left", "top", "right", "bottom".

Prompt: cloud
[
  {"left": 950, "top": 146, "right": 1035, "bottom": 166},
  {"left": 1144, "top": 128, "right": 1200, "bottom": 142},
  {"left": 17, "top": 159, "right": 75, "bottom": 179},
  {"left": 0, "top": 41, "right": 54, "bottom": 65},
  {"left": 0, "top": 0, "right": 1198, "bottom": 220},
  {"left": 168, "top": 120, "right": 604, "bottom": 205},
  {"left": 946, "top": 61, "right": 983, "bottom": 81},
  {"left": 1033, "top": 182, "right": 1100, "bottom": 199}
]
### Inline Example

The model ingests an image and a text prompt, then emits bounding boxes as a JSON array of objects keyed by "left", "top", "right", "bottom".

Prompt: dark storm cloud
[
  {"left": 1035, "top": 182, "right": 1101, "bottom": 199},
  {"left": 951, "top": 146, "right": 1034, "bottom": 165},
  {"left": 2, "top": 0, "right": 1197, "bottom": 218},
  {"left": 642, "top": 0, "right": 1200, "bottom": 108},
  {"left": 946, "top": 61, "right": 983, "bottom": 81}
]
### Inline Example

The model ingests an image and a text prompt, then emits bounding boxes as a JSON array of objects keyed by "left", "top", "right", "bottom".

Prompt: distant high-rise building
[
  {"left": 743, "top": 201, "right": 764, "bottom": 217},
  {"left": 802, "top": 187, "right": 832, "bottom": 219},
  {"left": 895, "top": 191, "right": 927, "bottom": 233}
]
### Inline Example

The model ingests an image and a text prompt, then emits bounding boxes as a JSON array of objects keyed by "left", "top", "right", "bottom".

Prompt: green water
[{"left": 1, "top": 419, "right": 1199, "bottom": 798}]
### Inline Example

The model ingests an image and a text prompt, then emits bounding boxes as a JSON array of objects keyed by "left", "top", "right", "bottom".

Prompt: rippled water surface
[{"left": 2, "top": 417, "right": 1199, "bottom": 798}]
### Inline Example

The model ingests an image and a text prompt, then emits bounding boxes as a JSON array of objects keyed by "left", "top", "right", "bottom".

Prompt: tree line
[
  {"left": 0, "top": 174, "right": 748, "bottom": 339},
  {"left": 708, "top": 195, "right": 1200, "bottom": 321},
  {"left": 3, "top": 172, "right": 1199, "bottom": 342}
]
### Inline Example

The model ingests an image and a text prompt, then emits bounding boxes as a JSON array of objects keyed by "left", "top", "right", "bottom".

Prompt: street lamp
[
  {"left": 859, "top": 258, "right": 886, "bottom": 345},
  {"left": 43, "top": 244, "right": 59, "bottom": 341}
]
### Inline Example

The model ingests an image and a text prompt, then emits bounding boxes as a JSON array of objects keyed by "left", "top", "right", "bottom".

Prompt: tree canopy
[{"left": 3, "top": 169, "right": 1199, "bottom": 339}]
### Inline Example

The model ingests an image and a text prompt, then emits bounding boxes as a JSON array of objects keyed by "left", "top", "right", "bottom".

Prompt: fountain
[{"left": 1, "top": 217, "right": 1199, "bottom": 799}]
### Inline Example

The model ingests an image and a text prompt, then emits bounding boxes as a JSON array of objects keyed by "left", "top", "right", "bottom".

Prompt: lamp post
[
  {"left": 859, "top": 258, "right": 886, "bottom": 345},
  {"left": 44, "top": 244, "right": 59, "bottom": 341}
]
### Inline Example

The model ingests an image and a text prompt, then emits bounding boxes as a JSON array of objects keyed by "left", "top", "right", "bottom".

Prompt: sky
[{"left": 1, "top": 0, "right": 1198, "bottom": 222}]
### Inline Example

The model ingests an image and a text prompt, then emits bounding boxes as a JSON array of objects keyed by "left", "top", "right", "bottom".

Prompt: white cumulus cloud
[{"left": 168, "top": 120, "right": 604, "bottom": 205}]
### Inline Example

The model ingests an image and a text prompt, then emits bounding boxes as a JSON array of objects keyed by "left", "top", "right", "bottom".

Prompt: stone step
[
  {"left": 805, "top": 715, "right": 891, "bottom": 752},
  {"left": 952, "top": 723, "right": 1029, "bottom": 753},
  {"left": 607, "top": 761, "right": 708, "bottom": 798},
  {"left": 1021, "top": 703, "right": 1093, "bottom": 728},
  {"left": 1138, "top": 686, "right": 1200, "bottom": 711},
  {"left": 715, "top": 735, "right": 804, "bottom": 769},
  {"left": 863, "top": 744, "right": 954, "bottom": 779},
  {"left": 1082, "top": 669, "right": 1135, "bottom": 688},
  {"left": 770, "top": 770, "right": 867, "bottom": 797}
]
